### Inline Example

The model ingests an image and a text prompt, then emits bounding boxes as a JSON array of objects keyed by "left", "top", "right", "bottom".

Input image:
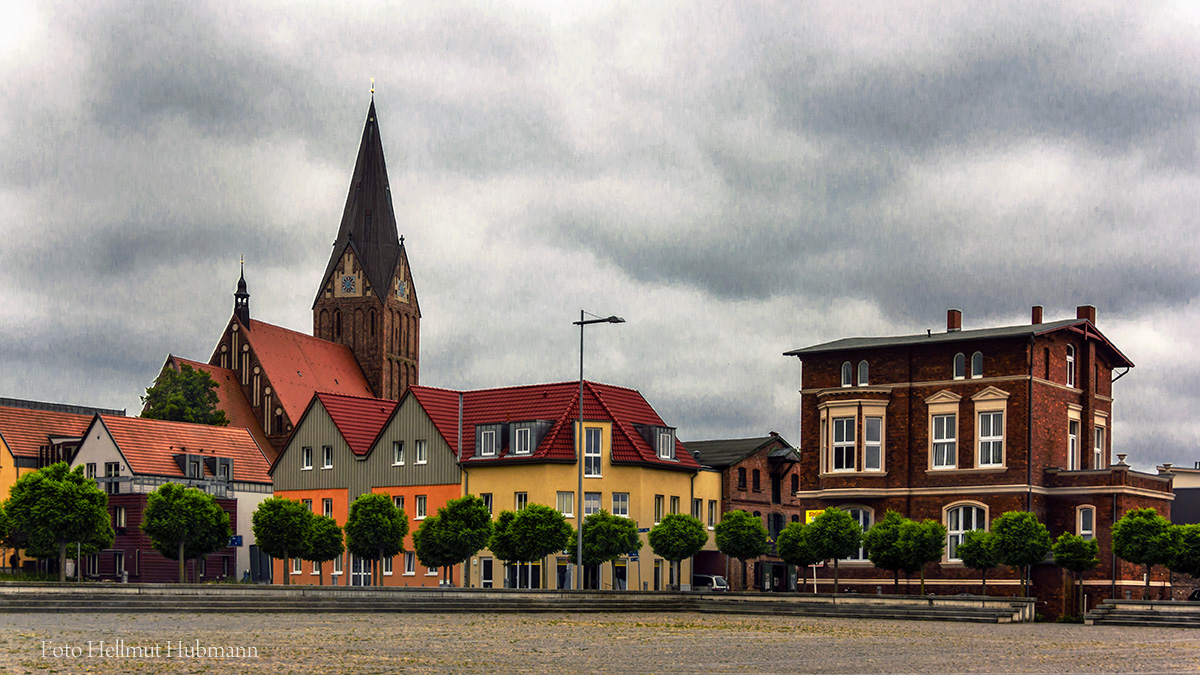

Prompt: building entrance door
[
  {"left": 481, "top": 558, "right": 493, "bottom": 588},
  {"left": 351, "top": 556, "right": 372, "bottom": 586}
]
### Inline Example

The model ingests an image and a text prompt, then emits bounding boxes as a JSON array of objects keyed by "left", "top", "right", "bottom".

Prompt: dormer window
[
  {"left": 857, "top": 360, "right": 869, "bottom": 386},
  {"left": 657, "top": 432, "right": 675, "bottom": 460},
  {"left": 513, "top": 428, "right": 531, "bottom": 455},
  {"left": 953, "top": 353, "right": 966, "bottom": 379},
  {"left": 188, "top": 460, "right": 201, "bottom": 478},
  {"left": 841, "top": 362, "right": 853, "bottom": 387},
  {"left": 217, "top": 463, "right": 229, "bottom": 480},
  {"left": 480, "top": 430, "right": 497, "bottom": 457}
]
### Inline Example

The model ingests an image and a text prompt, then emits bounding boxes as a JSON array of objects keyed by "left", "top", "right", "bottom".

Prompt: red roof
[
  {"left": 314, "top": 392, "right": 398, "bottom": 456},
  {"left": 93, "top": 415, "right": 272, "bottom": 484},
  {"left": 168, "top": 356, "right": 276, "bottom": 463},
  {"left": 242, "top": 319, "right": 373, "bottom": 423},
  {"left": 408, "top": 381, "right": 696, "bottom": 471},
  {"left": 0, "top": 406, "right": 94, "bottom": 459}
]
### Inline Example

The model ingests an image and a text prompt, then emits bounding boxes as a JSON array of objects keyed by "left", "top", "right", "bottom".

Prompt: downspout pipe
[{"left": 1027, "top": 337, "right": 1034, "bottom": 512}]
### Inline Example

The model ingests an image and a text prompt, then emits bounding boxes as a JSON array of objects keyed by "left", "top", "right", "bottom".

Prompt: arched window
[
  {"left": 840, "top": 507, "right": 873, "bottom": 560},
  {"left": 945, "top": 503, "right": 987, "bottom": 561},
  {"left": 752, "top": 469, "right": 761, "bottom": 492},
  {"left": 334, "top": 310, "right": 342, "bottom": 339},
  {"left": 857, "top": 360, "right": 869, "bottom": 386},
  {"left": 791, "top": 514, "right": 800, "bottom": 523},
  {"left": 953, "top": 353, "right": 966, "bottom": 379},
  {"left": 737, "top": 468, "right": 747, "bottom": 490},
  {"left": 1066, "top": 345, "right": 1076, "bottom": 387},
  {"left": 1077, "top": 505, "right": 1096, "bottom": 541},
  {"left": 971, "top": 352, "right": 983, "bottom": 378},
  {"left": 841, "top": 362, "right": 853, "bottom": 387},
  {"left": 370, "top": 309, "right": 376, "bottom": 337}
]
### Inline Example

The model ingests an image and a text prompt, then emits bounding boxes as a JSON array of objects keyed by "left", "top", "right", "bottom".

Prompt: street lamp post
[{"left": 574, "top": 310, "right": 624, "bottom": 591}]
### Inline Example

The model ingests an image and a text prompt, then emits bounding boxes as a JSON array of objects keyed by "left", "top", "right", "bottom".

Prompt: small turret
[{"left": 234, "top": 262, "right": 250, "bottom": 328}]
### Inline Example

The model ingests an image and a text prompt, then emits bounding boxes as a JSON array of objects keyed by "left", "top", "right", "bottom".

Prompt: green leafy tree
[
  {"left": 649, "top": 514, "right": 708, "bottom": 590},
  {"left": 1053, "top": 532, "right": 1099, "bottom": 617},
  {"left": 488, "top": 511, "right": 520, "bottom": 571},
  {"left": 864, "top": 511, "right": 909, "bottom": 591},
  {"left": 569, "top": 510, "right": 641, "bottom": 566},
  {"left": 141, "top": 483, "right": 232, "bottom": 583},
  {"left": 776, "top": 521, "right": 821, "bottom": 593},
  {"left": 488, "top": 505, "right": 571, "bottom": 589},
  {"left": 252, "top": 497, "right": 314, "bottom": 585},
  {"left": 806, "top": 508, "right": 863, "bottom": 594},
  {"left": 141, "top": 364, "right": 229, "bottom": 426},
  {"left": 1111, "top": 507, "right": 1173, "bottom": 600},
  {"left": 715, "top": 510, "right": 769, "bottom": 588},
  {"left": 413, "top": 495, "right": 493, "bottom": 586},
  {"left": 344, "top": 493, "right": 408, "bottom": 587},
  {"left": 991, "top": 511, "right": 1052, "bottom": 597},
  {"left": 900, "top": 519, "right": 947, "bottom": 595},
  {"left": 1167, "top": 523, "right": 1200, "bottom": 580},
  {"left": 957, "top": 529, "right": 998, "bottom": 596},
  {"left": 4, "top": 462, "right": 114, "bottom": 582},
  {"left": 303, "top": 515, "right": 344, "bottom": 586}
]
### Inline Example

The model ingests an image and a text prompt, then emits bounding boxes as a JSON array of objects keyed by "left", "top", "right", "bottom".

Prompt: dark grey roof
[
  {"left": 0, "top": 397, "right": 125, "bottom": 417},
  {"left": 315, "top": 100, "right": 403, "bottom": 307},
  {"left": 683, "top": 434, "right": 798, "bottom": 468}
]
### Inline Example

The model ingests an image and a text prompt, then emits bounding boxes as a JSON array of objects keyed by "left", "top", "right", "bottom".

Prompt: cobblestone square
[{"left": 1, "top": 612, "right": 1198, "bottom": 674}]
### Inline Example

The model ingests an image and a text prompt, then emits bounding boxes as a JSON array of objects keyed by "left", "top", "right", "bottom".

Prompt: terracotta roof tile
[
  {"left": 243, "top": 319, "right": 373, "bottom": 423},
  {"left": 409, "top": 381, "right": 697, "bottom": 471},
  {"left": 314, "top": 392, "right": 398, "bottom": 456},
  {"left": 0, "top": 406, "right": 94, "bottom": 459},
  {"left": 96, "top": 415, "right": 272, "bottom": 484},
  {"left": 169, "top": 356, "right": 276, "bottom": 464}
]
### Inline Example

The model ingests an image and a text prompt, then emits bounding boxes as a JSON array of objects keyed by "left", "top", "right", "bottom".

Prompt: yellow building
[{"left": 409, "top": 382, "right": 722, "bottom": 590}]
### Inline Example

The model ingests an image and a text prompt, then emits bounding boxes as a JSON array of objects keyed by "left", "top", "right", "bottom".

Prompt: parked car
[
  {"left": 1187, "top": 588, "right": 1200, "bottom": 602},
  {"left": 692, "top": 574, "right": 728, "bottom": 592}
]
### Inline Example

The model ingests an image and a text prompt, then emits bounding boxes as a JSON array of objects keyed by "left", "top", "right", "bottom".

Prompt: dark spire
[
  {"left": 234, "top": 260, "right": 250, "bottom": 327},
  {"left": 315, "top": 99, "right": 402, "bottom": 304}
]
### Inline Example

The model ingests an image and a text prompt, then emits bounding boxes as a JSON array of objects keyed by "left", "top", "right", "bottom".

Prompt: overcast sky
[{"left": 1, "top": 1, "right": 1197, "bottom": 471}]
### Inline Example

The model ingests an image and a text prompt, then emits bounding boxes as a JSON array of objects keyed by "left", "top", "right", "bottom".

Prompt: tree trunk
[
  {"left": 920, "top": 565, "right": 926, "bottom": 595},
  {"left": 283, "top": 549, "right": 290, "bottom": 586},
  {"left": 318, "top": 561, "right": 324, "bottom": 586},
  {"left": 379, "top": 549, "right": 385, "bottom": 586},
  {"left": 893, "top": 570, "right": 899, "bottom": 591},
  {"left": 833, "top": 559, "right": 840, "bottom": 595},
  {"left": 1144, "top": 563, "right": 1151, "bottom": 600},
  {"left": 58, "top": 542, "right": 67, "bottom": 583},
  {"left": 981, "top": 567, "right": 987, "bottom": 596},
  {"left": 178, "top": 540, "right": 187, "bottom": 584}
]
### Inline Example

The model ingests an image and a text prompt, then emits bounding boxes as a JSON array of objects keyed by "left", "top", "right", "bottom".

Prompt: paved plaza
[{"left": 1, "top": 611, "right": 1197, "bottom": 674}]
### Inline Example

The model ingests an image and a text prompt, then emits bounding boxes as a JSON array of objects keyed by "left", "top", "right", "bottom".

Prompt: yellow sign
[{"left": 805, "top": 509, "right": 825, "bottom": 524}]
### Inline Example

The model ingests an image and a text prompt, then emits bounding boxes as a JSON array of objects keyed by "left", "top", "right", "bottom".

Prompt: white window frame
[
  {"left": 557, "top": 491, "right": 575, "bottom": 518},
  {"left": 393, "top": 495, "right": 404, "bottom": 512},
  {"left": 514, "top": 427, "right": 531, "bottom": 455},
  {"left": 426, "top": 565, "right": 438, "bottom": 577},
  {"left": 584, "top": 427, "right": 602, "bottom": 477},
  {"left": 480, "top": 430, "right": 497, "bottom": 457},
  {"left": 692, "top": 498, "right": 703, "bottom": 519},
  {"left": 972, "top": 387, "right": 1010, "bottom": 469},
  {"left": 863, "top": 416, "right": 882, "bottom": 471},
  {"left": 585, "top": 492, "right": 602, "bottom": 517},
  {"left": 707, "top": 500, "right": 716, "bottom": 530},
  {"left": 393, "top": 440, "right": 404, "bottom": 465},
  {"left": 657, "top": 432, "right": 675, "bottom": 460},
  {"left": 332, "top": 555, "right": 342, "bottom": 576},
  {"left": 382, "top": 556, "right": 393, "bottom": 575},
  {"left": 114, "top": 551, "right": 125, "bottom": 576},
  {"left": 1068, "top": 405, "right": 1081, "bottom": 470},
  {"left": 481, "top": 493, "right": 492, "bottom": 515},
  {"left": 945, "top": 502, "right": 987, "bottom": 562},
  {"left": 323, "top": 498, "right": 333, "bottom": 518},
  {"left": 839, "top": 506, "right": 873, "bottom": 561},
  {"left": 832, "top": 417, "right": 855, "bottom": 471},
  {"left": 1066, "top": 345, "right": 1076, "bottom": 388},
  {"left": 415, "top": 495, "right": 427, "bottom": 520},
  {"left": 669, "top": 495, "right": 680, "bottom": 515},
  {"left": 404, "top": 552, "right": 416, "bottom": 576},
  {"left": 840, "top": 361, "right": 853, "bottom": 387},
  {"left": 932, "top": 414, "right": 957, "bottom": 469},
  {"left": 301, "top": 447, "right": 313, "bottom": 470},
  {"left": 322, "top": 445, "right": 333, "bottom": 469},
  {"left": 292, "top": 557, "right": 302, "bottom": 575},
  {"left": 1094, "top": 414, "right": 1108, "bottom": 469},
  {"left": 515, "top": 492, "right": 528, "bottom": 511},
  {"left": 415, "top": 439, "right": 428, "bottom": 464},
  {"left": 971, "top": 351, "right": 983, "bottom": 378},
  {"left": 612, "top": 492, "right": 629, "bottom": 518},
  {"left": 654, "top": 494, "right": 664, "bottom": 525},
  {"left": 857, "top": 360, "right": 869, "bottom": 386},
  {"left": 978, "top": 411, "right": 1004, "bottom": 467},
  {"left": 115, "top": 507, "right": 126, "bottom": 529},
  {"left": 1077, "top": 505, "right": 1096, "bottom": 541},
  {"left": 953, "top": 353, "right": 966, "bottom": 380}
]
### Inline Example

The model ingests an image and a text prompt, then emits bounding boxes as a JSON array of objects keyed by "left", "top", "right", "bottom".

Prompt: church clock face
[{"left": 341, "top": 275, "right": 357, "bottom": 294}]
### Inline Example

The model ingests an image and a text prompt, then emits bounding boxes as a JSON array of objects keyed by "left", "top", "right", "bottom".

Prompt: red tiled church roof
[
  {"left": 408, "top": 381, "right": 696, "bottom": 471},
  {"left": 168, "top": 356, "right": 276, "bottom": 463},
  {"left": 313, "top": 392, "right": 398, "bottom": 456},
  {"left": 94, "top": 415, "right": 272, "bottom": 484},
  {"left": 0, "top": 406, "right": 94, "bottom": 459},
  {"left": 242, "top": 319, "right": 373, "bottom": 423}
]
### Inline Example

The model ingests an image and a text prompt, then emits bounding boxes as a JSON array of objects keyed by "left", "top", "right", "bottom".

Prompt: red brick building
[
  {"left": 784, "top": 305, "right": 1173, "bottom": 616},
  {"left": 686, "top": 433, "right": 803, "bottom": 591}
]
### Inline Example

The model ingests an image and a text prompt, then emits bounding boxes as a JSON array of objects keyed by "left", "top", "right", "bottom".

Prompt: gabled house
[
  {"left": 784, "top": 305, "right": 1173, "bottom": 614},
  {"left": 270, "top": 391, "right": 461, "bottom": 586},
  {"left": 71, "top": 415, "right": 273, "bottom": 583},
  {"left": 685, "top": 432, "right": 802, "bottom": 591}
]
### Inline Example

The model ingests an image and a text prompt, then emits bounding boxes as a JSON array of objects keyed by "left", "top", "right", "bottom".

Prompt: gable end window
[
  {"left": 301, "top": 447, "right": 313, "bottom": 470},
  {"left": 584, "top": 427, "right": 602, "bottom": 477},
  {"left": 322, "top": 446, "right": 333, "bottom": 469},
  {"left": 393, "top": 441, "right": 404, "bottom": 465},
  {"left": 415, "top": 440, "right": 427, "bottom": 464}
]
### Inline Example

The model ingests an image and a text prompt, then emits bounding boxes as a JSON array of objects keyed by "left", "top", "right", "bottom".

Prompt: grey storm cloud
[{"left": 1, "top": 0, "right": 1198, "bottom": 470}]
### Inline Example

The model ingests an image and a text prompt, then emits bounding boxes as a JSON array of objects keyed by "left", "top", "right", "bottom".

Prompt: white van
[{"left": 691, "top": 574, "right": 729, "bottom": 592}]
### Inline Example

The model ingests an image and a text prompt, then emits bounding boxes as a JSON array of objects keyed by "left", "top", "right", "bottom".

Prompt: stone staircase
[
  {"left": 1085, "top": 600, "right": 1200, "bottom": 628},
  {"left": 0, "top": 583, "right": 1033, "bottom": 623}
]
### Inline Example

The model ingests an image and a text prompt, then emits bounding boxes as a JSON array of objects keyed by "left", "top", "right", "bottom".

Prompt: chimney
[
  {"left": 1076, "top": 305, "right": 1097, "bottom": 324},
  {"left": 947, "top": 309, "right": 962, "bottom": 332},
  {"left": 1031, "top": 305, "right": 1043, "bottom": 325}
]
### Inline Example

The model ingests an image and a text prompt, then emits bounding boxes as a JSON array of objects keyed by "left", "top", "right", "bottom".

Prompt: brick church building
[
  {"left": 785, "top": 305, "right": 1173, "bottom": 616},
  {"left": 155, "top": 99, "right": 420, "bottom": 459}
]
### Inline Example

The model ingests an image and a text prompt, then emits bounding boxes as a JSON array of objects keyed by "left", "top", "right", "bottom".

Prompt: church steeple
[
  {"left": 313, "top": 97, "right": 421, "bottom": 401},
  {"left": 234, "top": 261, "right": 250, "bottom": 327}
]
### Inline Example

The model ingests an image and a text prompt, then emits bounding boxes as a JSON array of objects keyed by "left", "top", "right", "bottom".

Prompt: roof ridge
[
  {"left": 316, "top": 391, "right": 399, "bottom": 405},
  {"left": 102, "top": 414, "right": 251, "bottom": 436}
]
